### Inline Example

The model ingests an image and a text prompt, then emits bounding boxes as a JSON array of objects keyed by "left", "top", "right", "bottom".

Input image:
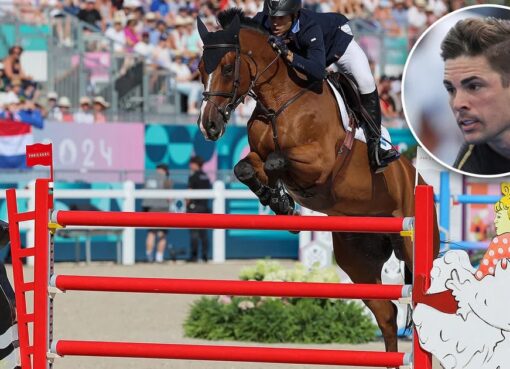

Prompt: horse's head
[{"left": 197, "top": 13, "right": 253, "bottom": 141}]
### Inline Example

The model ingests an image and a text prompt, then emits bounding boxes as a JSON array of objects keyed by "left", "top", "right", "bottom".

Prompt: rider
[{"left": 252, "top": 0, "right": 399, "bottom": 173}]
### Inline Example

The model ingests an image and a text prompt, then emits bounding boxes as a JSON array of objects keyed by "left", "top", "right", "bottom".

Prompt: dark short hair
[
  {"left": 190, "top": 156, "right": 204, "bottom": 167},
  {"left": 9, "top": 45, "right": 23, "bottom": 55},
  {"left": 156, "top": 163, "right": 170, "bottom": 176},
  {"left": 441, "top": 18, "right": 510, "bottom": 86},
  {"left": 485, "top": 39, "right": 510, "bottom": 87}
]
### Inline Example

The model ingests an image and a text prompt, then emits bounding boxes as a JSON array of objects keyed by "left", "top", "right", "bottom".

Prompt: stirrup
[
  {"left": 371, "top": 149, "right": 399, "bottom": 173},
  {"left": 379, "top": 148, "right": 400, "bottom": 165},
  {"left": 371, "top": 159, "right": 388, "bottom": 174},
  {"left": 367, "top": 139, "right": 385, "bottom": 173}
]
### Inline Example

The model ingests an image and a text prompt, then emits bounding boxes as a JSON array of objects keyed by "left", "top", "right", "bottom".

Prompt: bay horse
[
  {"left": 196, "top": 9, "right": 439, "bottom": 363},
  {"left": 0, "top": 221, "right": 18, "bottom": 366}
]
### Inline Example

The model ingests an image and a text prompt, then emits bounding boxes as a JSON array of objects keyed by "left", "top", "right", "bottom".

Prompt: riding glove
[{"left": 269, "top": 35, "right": 290, "bottom": 58}]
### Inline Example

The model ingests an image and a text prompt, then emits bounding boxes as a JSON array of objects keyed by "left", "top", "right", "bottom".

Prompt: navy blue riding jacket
[{"left": 253, "top": 9, "right": 353, "bottom": 81}]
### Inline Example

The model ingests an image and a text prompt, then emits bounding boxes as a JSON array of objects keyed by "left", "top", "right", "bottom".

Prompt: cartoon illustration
[{"left": 414, "top": 183, "right": 510, "bottom": 369}]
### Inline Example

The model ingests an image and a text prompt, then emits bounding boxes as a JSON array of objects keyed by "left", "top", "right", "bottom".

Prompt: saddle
[
  {"left": 327, "top": 71, "right": 366, "bottom": 124},
  {"left": 326, "top": 71, "right": 371, "bottom": 182}
]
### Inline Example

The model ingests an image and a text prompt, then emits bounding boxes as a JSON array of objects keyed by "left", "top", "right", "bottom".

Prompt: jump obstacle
[
  {"left": 6, "top": 178, "right": 455, "bottom": 369},
  {"left": 437, "top": 171, "right": 499, "bottom": 251}
]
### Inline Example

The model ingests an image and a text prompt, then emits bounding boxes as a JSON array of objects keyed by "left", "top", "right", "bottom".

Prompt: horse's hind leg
[{"left": 332, "top": 233, "right": 399, "bottom": 368}]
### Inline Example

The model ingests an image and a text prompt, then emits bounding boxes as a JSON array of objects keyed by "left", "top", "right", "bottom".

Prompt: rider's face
[
  {"left": 444, "top": 55, "right": 510, "bottom": 146},
  {"left": 270, "top": 15, "right": 293, "bottom": 37}
]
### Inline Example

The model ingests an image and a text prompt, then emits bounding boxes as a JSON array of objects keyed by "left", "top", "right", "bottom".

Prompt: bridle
[
  {"left": 199, "top": 41, "right": 280, "bottom": 123},
  {"left": 199, "top": 37, "right": 319, "bottom": 152}
]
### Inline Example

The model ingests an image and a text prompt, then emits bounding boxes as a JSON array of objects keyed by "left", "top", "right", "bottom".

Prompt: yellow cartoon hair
[{"left": 495, "top": 183, "right": 510, "bottom": 219}]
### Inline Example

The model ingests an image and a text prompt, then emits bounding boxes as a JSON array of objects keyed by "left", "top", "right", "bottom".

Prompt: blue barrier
[
  {"left": 454, "top": 195, "right": 500, "bottom": 204},
  {"left": 438, "top": 172, "right": 497, "bottom": 251}
]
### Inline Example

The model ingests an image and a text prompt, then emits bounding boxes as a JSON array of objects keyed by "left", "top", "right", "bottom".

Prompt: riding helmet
[{"left": 266, "top": 0, "right": 301, "bottom": 16}]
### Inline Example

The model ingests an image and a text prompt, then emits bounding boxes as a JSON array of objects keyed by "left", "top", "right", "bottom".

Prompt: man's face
[
  {"left": 443, "top": 55, "right": 510, "bottom": 145},
  {"left": 156, "top": 168, "right": 167, "bottom": 177},
  {"left": 269, "top": 15, "right": 293, "bottom": 37},
  {"left": 190, "top": 162, "right": 199, "bottom": 172}
]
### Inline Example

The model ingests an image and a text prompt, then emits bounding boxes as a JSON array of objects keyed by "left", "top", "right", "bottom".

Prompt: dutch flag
[{"left": 0, "top": 110, "right": 44, "bottom": 168}]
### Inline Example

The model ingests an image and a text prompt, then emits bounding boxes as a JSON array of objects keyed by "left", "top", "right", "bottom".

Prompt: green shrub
[{"left": 184, "top": 261, "right": 377, "bottom": 344}]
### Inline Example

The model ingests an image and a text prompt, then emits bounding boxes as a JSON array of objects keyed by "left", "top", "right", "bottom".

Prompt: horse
[
  {"left": 0, "top": 221, "right": 18, "bottom": 368},
  {"left": 196, "top": 9, "right": 439, "bottom": 364}
]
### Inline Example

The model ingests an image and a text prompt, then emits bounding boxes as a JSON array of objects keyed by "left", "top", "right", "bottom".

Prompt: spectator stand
[{"left": 6, "top": 0, "right": 504, "bottom": 126}]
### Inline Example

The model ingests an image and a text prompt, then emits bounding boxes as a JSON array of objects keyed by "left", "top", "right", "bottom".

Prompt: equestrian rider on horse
[{"left": 253, "top": 0, "right": 400, "bottom": 173}]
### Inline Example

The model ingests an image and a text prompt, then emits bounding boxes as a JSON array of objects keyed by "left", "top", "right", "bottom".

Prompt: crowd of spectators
[
  {"left": 2, "top": 0, "right": 463, "bottom": 120},
  {"left": 66, "top": 0, "right": 450, "bottom": 117},
  {"left": 46, "top": 94, "right": 111, "bottom": 123},
  {"left": 0, "top": 45, "right": 44, "bottom": 128},
  {"left": 0, "top": 41, "right": 111, "bottom": 124},
  {"left": 377, "top": 74, "right": 404, "bottom": 128}
]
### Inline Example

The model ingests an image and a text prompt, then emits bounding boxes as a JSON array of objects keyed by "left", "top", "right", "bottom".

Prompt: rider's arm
[{"left": 289, "top": 25, "right": 326, "bottom": 81}]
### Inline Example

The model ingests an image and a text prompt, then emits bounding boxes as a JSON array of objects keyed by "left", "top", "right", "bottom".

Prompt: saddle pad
[{"left": 326, "top": 80, "right": 392, "bottom": 151}]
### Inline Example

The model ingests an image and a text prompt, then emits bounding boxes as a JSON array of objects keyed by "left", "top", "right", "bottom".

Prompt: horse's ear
[
  {"left": 226, "top": 14, "right": 241, "bottom": 42},
  {"left": 197, "top": 17, "right": 209, "bottom": 41}
]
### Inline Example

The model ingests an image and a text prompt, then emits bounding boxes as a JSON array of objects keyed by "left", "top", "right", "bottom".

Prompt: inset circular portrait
[{"left": 403, "top": 5, "right": 510, "bottom": 177}]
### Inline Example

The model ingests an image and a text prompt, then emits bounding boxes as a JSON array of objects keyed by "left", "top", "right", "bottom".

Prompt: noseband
[
  {"left": 201, "top": 43, "right": 242, "bottom": 122},
  {"left": 199, "top": 42, "right": 280, "bottom": 123}
]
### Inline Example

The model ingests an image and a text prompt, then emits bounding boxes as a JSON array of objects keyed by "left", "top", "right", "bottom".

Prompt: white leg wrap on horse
[{"left": 335, "top": 40, "right": 376, "bottom": 95}]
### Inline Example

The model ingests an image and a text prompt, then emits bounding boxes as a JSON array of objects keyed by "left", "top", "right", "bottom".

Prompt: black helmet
[{"left": 266, "top": 0, "right": 301, "bottom": 16}]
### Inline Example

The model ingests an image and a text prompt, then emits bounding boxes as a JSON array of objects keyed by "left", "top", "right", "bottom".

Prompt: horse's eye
[{"left": 222, "top": 64, "right": 234, "bottom": 76}]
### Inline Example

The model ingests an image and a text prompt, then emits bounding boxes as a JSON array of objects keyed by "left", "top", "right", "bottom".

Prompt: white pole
[
  {"left": 212, "top": 181, "right": 226, "bottom": 263},
  {"left": 122, "top": 181, "right": 135, "bottom": 265}
]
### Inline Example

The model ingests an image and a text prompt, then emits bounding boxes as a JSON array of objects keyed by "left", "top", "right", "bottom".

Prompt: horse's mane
[{"left": 217, "top": 8, "right": 268, "bottom": 35}]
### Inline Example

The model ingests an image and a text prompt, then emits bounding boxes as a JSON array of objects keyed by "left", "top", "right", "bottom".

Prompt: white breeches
[{"left": 335, "top": 39, "right": 376, "bottom": 95}]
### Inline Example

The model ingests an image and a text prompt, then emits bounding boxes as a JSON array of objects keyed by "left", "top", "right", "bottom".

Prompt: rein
[
  {"left": 201, "top": 41, "right": 317, "bottom": 152},
  {"left": 201, "top": 43, "right": 242, "bottom": 122}
]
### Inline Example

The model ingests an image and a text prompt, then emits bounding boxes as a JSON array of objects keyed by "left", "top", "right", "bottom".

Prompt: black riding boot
[{"left": 360, "top": 90, "right": 399, "bottom": 173}]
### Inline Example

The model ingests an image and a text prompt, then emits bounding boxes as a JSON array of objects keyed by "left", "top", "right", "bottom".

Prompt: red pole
[
  {"left": 54, "top": 211, "right": 406, "bottom": 233},
  {"left": 33, "top": 179, "right": 51, "bottom": 369},
  {"left": 6, "top": 189, "right": 32, "bottom": 369},
  {"left": 54, "top": 340, "right": 407, "bottom": 367},
  {"left": 413, "top": 185, "right": 434, "bottom": 369},
  {"left": 53, "top": 275, "right": 410, "bottom": 300}
]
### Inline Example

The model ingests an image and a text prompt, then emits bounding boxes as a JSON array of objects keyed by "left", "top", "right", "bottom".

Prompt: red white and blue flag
[{"left": 0, "top": 119, "right": 33, "bottom": 168}]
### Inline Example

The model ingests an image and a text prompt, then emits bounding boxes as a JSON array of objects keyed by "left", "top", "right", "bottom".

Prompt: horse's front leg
[
  {"left": 234, "top": 151, "right": 295, "bottom": 215},
  {"left": 234, "top": 151, "right": 271, "bottom": 206},
  {"left": 263, "top": 152, "right": 296, "bottom": 215}
]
